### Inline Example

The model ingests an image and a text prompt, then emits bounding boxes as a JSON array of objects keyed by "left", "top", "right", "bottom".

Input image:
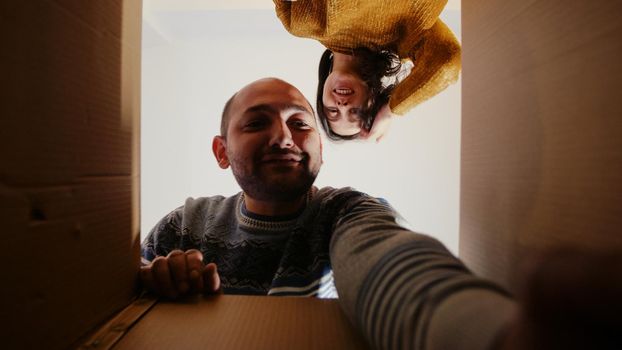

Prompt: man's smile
[{"left": 260, "top": 152, "right": 303, "bottom": 163}]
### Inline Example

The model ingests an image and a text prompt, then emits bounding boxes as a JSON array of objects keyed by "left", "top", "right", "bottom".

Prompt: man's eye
[
  {"left": 289, "top": 120, "right": 311, "bottom": 129},
  {"left": 244, "top": 120, "right": 266, "bottom": 129}
]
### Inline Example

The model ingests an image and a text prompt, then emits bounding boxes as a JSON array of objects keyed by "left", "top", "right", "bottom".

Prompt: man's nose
[{"left": 269, "top": 120, "right": 294, "bottom": 148}]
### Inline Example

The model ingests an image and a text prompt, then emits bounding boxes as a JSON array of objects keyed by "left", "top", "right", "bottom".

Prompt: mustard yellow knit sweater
[{"left": 274, "top": 0, "right": 461, "bottom": 116}]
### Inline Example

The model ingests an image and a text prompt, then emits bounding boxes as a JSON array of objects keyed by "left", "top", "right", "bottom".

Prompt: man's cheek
[{"left": 300, "top": 134, "right": 321, "bottom": 150}]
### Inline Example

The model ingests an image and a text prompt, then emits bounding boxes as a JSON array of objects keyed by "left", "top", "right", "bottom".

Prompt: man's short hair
[{"left": 220, "top": 92, "right": 238, "bottom": 138}]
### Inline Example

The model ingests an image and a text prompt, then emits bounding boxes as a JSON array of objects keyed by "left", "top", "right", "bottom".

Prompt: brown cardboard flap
[
  {"left": 113, "top": 295, "right": 370, "bottom": 350},
  {"left": 462, "top": 0, "right": 622, "bottom": 290},
  {"left": 0, "top": 0, "right": 138, "bottom": 186},
  {"left": 80, "top": 294, "right": 158, "bottom": 350},
  {"left": 0, "top": 0, "right": 141, "bottom": 348},
  {"left": 50, "top": 0, "right": 124, "bottom": 43},
  {"left": 1, "top": 178, "right": 140, "bottom": 349}
]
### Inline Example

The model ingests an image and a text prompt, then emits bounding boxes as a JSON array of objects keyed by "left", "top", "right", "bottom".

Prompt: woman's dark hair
[{"left": 316, "top": 48, "right": 401, "bottom": 141}]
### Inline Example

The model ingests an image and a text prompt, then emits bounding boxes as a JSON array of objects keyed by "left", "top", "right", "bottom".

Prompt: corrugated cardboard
[
  {"left": 0, "top": 0, "right": 141, "bottom": 348},
  {"left": 461, "top": 0, "right": 622, "bottom": 290},
  {"left": 114, "top": 295, "right": 369, "bottom": 350}
]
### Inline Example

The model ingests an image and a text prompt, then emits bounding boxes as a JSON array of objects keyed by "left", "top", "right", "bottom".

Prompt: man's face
[{"left": 214, "top": 78, "right": 322, "bottom": 202}]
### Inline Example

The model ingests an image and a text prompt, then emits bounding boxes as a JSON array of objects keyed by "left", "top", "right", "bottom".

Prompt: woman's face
[{"left": 322, "top": 70, "right": 371, "bottom": 137}]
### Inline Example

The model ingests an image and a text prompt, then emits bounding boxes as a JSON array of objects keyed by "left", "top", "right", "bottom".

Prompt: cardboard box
[
  {"left": 461, "top": 0, "right": 622, "bottom": 290},
  {"left": 0, "top": 1, "right": 141, "bottom": 348},
  {"left": 3, "top": 0, "right": 622, "bottom": 348}
]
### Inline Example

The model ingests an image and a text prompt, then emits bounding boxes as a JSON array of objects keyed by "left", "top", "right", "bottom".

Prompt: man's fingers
[
  {"left": 152, "top": 256, "right": 177, "bottom": 299},
  {"left": 167, "top": 250, "right": 189, "bottom": 294},
  {"left": 140, "top": 266, "right": 156, "bottom": 292},
  {"left": 203, "top": 263, "right": 221, "bottom": 293},
  {"left": 142, "top": 250, "right": 209, "bottom": 298},
  {"left": 185, "top": 249, "right": 204, "bottom": 264},
  {"left": 185, "top": 250, "right": 205, "bottom": 292}
]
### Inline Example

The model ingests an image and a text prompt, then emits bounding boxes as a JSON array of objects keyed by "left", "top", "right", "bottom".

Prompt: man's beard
[{"left": 229, "top": 150, "right": 320, "bottom": 202}]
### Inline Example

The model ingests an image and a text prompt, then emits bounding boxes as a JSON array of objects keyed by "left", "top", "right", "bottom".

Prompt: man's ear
[{"left": 212, "top": 136, "right": 230, "bottom": 169}]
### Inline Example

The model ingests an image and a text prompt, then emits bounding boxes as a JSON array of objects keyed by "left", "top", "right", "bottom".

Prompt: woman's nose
[{"left": 337, "top": 100, "right": 348, "bottom": 106}]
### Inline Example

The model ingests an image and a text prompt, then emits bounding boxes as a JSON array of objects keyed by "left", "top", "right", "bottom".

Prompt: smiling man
[
  {"left": 140, "top": 78, "right": 515, "bottom": 350},
  {"left": 141, "top": 78, "right": 338, "bottom": 297},
  {"left": 213, "top": 79, "right": 322, "bottom": 214}
]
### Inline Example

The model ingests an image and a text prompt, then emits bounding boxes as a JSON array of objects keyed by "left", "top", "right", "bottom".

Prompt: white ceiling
[
  {"left": 145, "top": 0, "right": 460, "bottom": 12},
  {"left": 142, "top": 0, "right": 461, "bottom": 48}
]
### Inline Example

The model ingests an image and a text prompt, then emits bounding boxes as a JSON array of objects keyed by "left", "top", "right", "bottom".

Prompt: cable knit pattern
[{"left": 142, "top": 187, "right": 376, "bottom": 297}]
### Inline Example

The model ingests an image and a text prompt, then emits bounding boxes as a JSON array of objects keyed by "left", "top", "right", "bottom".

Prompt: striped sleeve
[{"left": 329, "top": 196, "right": 516, "bottom": 350}]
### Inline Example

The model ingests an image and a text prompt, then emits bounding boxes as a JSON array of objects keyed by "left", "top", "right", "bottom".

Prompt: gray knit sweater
[{"left": 142, "top": 186, "right": 516, "bottom": 349}]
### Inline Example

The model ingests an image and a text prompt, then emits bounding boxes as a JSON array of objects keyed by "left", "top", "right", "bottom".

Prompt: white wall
[{"left": 141, "top": 6, "right": 461, "bottom": 254}]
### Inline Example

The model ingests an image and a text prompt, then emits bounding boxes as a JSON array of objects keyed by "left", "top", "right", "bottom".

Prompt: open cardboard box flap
[{"left": 1, "top": 1, "right": 141, "bottom": 348}]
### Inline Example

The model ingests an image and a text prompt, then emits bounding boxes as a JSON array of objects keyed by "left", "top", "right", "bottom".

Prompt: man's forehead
[
  {"left": 245, "top": 103, "right": 312, "bottom": 115},
  {"left": 231, "top": 79, "right": 312, "bottom": 114}
]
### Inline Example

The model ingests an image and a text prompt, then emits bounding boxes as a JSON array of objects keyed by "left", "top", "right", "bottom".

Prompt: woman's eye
[{"left": 325, "top": 108, "right": 339, "bottom": 120}]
